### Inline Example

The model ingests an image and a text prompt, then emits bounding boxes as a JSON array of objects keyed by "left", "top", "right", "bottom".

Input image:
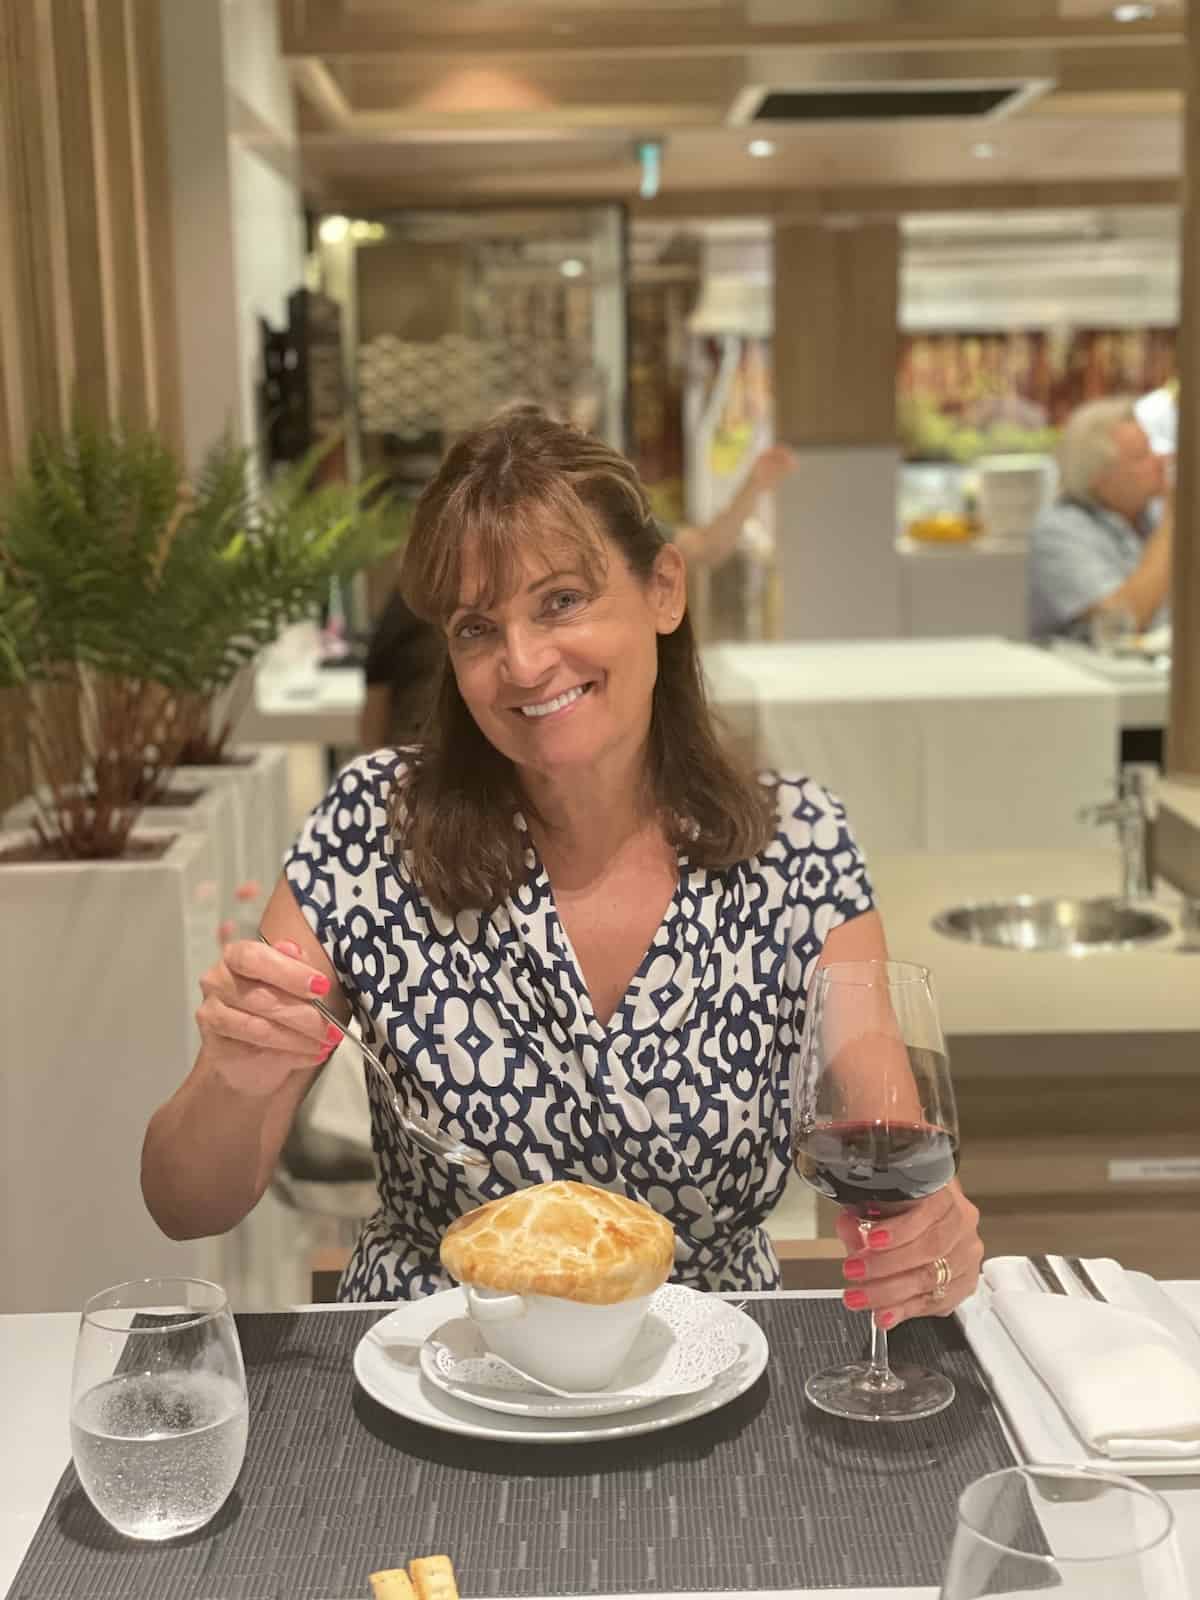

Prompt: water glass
[
  {"left": 70, "top": 1277, "right": 248, "bottom": 1541},
  {"left": 940, "top": 1466, "right": 1188, "bottom": 1597}
]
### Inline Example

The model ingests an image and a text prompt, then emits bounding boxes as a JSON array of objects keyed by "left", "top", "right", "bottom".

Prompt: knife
[
  {"left": 1028, "top": 1254, "right": 1069, "bottom": 1295},
  {"left": 1063, "top": 1256, "right": 1109, "bottom": 1302}
]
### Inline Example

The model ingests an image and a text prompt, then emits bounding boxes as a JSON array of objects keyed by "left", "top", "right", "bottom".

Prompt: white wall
[
  {"left": 229, "top": 148, "right": 305, "bottom": 448},
  {"left": 158, "top": 0, "right": 304, "bottom": 466}
]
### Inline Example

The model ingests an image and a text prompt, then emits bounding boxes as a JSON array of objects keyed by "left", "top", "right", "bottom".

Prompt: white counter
[
  {"left": 235, "top": 662, "right": 365, "bottom": 748},
  {"left": 1049, "top": 638, "right": 1170, "bottom": 729},
  {"left": 894, "top": 535, "right": 1027, "bottom": 640},
  {"left": 870, "top": 846, "right": 1199, "bottom": 1042},
  {"left": 702, "top": 638, "right": 1118, "bottom": 857}
]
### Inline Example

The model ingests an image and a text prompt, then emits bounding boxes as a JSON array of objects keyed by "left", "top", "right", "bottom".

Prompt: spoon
[{"left": 255, "top": 932, "right": 487, "bottom": 1170}]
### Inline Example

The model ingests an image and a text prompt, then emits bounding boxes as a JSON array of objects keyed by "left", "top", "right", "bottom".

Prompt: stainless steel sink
[{"left": 932, "top": 896, "right": 1173, "bottom": 954}]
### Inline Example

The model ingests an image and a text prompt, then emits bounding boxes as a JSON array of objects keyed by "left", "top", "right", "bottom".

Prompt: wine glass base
[{"left": 805, "top": 1361, "right": 955, "bottom": 1422}]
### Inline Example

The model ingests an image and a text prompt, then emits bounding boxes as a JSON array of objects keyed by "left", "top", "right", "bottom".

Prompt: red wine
[{"left": 792, "top": 1119, "right": 959, "bottom": 1218}]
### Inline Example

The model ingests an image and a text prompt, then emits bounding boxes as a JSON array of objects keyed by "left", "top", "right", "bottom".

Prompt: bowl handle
[{"left": 465, "top": 1287, "right": 526, "bottom": 1323}]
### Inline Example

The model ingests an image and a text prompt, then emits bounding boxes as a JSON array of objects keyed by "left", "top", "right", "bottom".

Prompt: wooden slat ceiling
[{"left": 280, "top": 0, "right": 1187, "bottom": 215}]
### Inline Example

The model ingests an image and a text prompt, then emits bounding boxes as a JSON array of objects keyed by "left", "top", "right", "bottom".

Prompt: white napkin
[{"left": 983, "top": 1256, "right": 1200, "bottom": 1459}]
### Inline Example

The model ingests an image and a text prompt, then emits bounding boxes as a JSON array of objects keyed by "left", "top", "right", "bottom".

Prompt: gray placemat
[{"left": 9, "top": 1300, "right": 1017, "bottom": 1599}]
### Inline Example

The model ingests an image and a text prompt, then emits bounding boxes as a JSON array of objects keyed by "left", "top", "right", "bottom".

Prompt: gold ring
[{"left": 931, "top": 1256, "right": 952, "bottom": 1301}]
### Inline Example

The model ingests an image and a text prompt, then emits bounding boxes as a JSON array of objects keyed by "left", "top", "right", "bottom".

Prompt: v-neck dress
[{"left": 283, "top": 750, "right": 875, "bottom": 1301}]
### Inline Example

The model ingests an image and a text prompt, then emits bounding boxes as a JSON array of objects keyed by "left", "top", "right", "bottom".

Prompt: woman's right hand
[{"left": 196, "top": 936, "right": 344, "bottom": 1098}]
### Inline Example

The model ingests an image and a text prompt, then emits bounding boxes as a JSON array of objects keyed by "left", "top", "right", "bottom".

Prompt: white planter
[
  {"left": 173, "top": 744, "right": 291, "bottom": 928},
  {"left": 142, "top": 784, "right": 238, "bottom": 940},
  {"left": 7, "top": 781, "right": 238, "bottom": 950},
  {"left": 0, "top": 826, "right": 228, "bottom": 1312}
]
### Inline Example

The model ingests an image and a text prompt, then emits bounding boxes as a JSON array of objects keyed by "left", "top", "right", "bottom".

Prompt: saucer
[
  {"left": 419, "top": 1283, "right": 742, "bottom": 1418},
  {"left": 354, "top": 1287, "right": 769, "bottom": 1444}
]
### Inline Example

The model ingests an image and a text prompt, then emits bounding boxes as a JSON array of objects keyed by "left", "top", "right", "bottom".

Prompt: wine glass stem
[{"left": 859, "top": 1220, "right": 903, "bottom": 1394}]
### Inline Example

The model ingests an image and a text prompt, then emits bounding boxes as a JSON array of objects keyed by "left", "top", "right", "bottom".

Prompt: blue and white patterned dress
[{"left": 284, "top": 750, "right": 875, "bottom": 1301}]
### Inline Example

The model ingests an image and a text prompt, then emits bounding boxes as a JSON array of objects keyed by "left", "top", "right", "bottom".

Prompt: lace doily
[{"left": 424, "top": 1284, "right": 743, "bottom": 1407}]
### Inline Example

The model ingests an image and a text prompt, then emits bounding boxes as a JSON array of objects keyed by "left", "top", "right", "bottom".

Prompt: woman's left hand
[{"left": 834, "top": 1181, "right": 983, "bottom": 1329}]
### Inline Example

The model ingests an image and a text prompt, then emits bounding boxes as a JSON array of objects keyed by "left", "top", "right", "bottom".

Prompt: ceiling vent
[
  {"left": 749, "top": 83, "right": 1034, "bottom": 121},
  {"left": 729, "top": 49, "right": 1055, "bottom": 126}
]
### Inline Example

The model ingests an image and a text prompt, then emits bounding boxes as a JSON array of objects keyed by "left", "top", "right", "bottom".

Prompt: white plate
[
  {"left": 418, "top": 1285, "right": 742, "bottom": 1419},
  {"left": 957, "top": 1279, "right": 1200, "bottom": 1478},
  {"left": 354, "top": 1288, "right": 769, "bottom": 1444}
]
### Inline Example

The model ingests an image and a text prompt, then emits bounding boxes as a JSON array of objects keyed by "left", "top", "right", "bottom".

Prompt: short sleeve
[
  {"left": 1028, "top": 506, "right": 1127, "bottom": 636},
  {"left": 282, "top": 750, "right": 401, "bottom": 973},
  {"left": 770, "top": 774, "right": 874, "bottom": 950}
]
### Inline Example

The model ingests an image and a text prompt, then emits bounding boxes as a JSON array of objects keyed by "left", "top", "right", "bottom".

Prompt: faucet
[{"left": 1079, "top": 762, "right": 1157, "bottom": 901}]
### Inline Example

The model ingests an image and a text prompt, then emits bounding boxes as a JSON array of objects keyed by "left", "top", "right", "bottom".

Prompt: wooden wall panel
[
  {"left": 0, "top": 0, "right": 182, "bottom": 810},
  {"left": 773, "top": 221, "right": 899, "bottom": 448},
  {"left": 50, "top": 0, "right": 110, "bottom": 425}
]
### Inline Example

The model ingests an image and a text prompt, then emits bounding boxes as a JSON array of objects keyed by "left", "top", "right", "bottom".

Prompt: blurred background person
[
  {"left": 1028, "top": 396, "right": 1172, "bottom": 644},
  {"left": 360, "top": 441, "right": 799, "bottom": 749}
]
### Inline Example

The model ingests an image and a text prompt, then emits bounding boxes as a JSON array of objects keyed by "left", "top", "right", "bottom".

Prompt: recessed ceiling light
[
  {"left": 560, "top": 258, "right": 586, "bottom": 279},
  {"left": 748, "top": 138, "right": 776, "bottom": 158},
  {"left": 318, "top": 215, "right": 350, "bottom": 244},
  {"left": 1112, "top": 3, "right": 1155, "bottom": 20},
  {"left": 972, "top": 142, "right": 996, "bottom": 160}
]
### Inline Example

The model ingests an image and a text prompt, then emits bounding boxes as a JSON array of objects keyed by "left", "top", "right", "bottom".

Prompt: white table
[
  {"left": 701, "top": 638, "right": 1119, "bottom": 857},
  {"left": 6, "top": 1295, "right": 1199, "bottom": 1600},
  {"left": 1049, "top": 639, "right": 1170, "bottom": 730},
  {"left": 234, "top": 662, "right": 366, "bottom": 749}
]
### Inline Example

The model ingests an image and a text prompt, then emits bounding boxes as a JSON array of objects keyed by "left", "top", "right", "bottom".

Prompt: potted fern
[
  {"left": 165, "top": 446, "right": 405, "bottom": 930},
  {"left": 0, "top": 424, "right": 400, "bottom": 1311}
]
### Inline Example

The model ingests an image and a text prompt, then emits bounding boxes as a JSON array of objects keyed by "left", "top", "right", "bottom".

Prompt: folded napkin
[{"left": 983, "top": 1256, "right": 1200, "bottom": 1459}]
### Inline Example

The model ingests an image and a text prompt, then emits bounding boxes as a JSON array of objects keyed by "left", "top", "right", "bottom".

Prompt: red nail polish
[
  {"left": 844, "top": 1289, "right": 869, "bottom": 1311},
  {"left": 867, "top": 1229, "right": 892, "bottom": 1249},
  {"left": 843, "top": 1258, "right": 867, "bottom": 1281},
  {"left": 877, "top": 1311, "right": 897, "bottom": 1329},
  {"left": 323, "top": 1022, "right": 342, "bottom": 1046},
  {"left": 309, "top": 974, "right": 331, "bottom": 996}
]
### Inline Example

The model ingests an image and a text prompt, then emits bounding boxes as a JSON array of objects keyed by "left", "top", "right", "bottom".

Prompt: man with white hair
[{"left": 1028, "top": 396, "right": 1172, "bottom": 640}]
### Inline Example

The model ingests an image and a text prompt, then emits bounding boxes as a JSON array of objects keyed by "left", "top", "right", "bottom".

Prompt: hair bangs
[{"left": 403, "top": 473, "right": 610, "bottom": 627}]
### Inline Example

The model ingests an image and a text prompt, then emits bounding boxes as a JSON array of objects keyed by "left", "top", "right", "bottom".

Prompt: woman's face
[{"left": 446, "top": 529, "right": 686, "bottom": 783}]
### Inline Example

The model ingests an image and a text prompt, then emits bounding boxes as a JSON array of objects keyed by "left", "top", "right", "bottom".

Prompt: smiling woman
[
  {"left": 141, "top": 405, "right": 984, "bottom": 1319},
  {"left": 395, "top": 405, "right": 770, "bottom": 914}
]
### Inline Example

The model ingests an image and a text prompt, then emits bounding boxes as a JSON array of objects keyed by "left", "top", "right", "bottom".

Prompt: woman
[{"left": 142, "top": 409, "right": 982, "bottom": 1323}]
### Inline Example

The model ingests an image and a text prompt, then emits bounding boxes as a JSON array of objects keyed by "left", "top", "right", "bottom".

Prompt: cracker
[
  {"left": 409, "top": 1554, "right": 460, "bottom": 1600},
  {"left": 369, "top": 1569, "right": 417, "bottom": 1600}
]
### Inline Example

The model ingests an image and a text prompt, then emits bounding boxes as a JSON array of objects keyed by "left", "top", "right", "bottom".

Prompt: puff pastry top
[{"left": 440, "top": 1181, "right": 675, "bottom": 1305}]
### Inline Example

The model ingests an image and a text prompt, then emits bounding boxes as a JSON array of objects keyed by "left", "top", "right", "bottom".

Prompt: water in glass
[{"left": 70, "top": 1277, "right": 248, "bottom": 1541}]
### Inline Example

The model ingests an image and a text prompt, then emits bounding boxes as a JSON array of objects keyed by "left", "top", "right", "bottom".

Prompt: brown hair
[{"left": 394, "top": 406, "right": 775, "bottom": 913}]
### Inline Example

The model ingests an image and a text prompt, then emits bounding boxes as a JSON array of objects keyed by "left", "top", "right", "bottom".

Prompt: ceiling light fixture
[
  {"left": 560, "top": 258, "right": 586, "bottom": 279},
  {"left": 1112, "top": 3, "right": 1155, "bottom": 20},
  {"left": 748, "top": 138, "right": 776, "bottom": 158},
  {"left": 318, "top": 214, "right": 350, "bottom": 244},
  {"left": 971, "top": 142, "right": 996, "bottom": 160}
]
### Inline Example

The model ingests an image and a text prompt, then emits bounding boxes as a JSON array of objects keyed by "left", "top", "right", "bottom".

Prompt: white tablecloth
[{"left": 701, "top": 638, "right": 1118, "bottom": 857}]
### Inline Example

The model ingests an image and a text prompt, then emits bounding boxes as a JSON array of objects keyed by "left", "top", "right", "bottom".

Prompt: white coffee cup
[{"left": 464, "top": 1285, "right": 652, "bottom": 1391}]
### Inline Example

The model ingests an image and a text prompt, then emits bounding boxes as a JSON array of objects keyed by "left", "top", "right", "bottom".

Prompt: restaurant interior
[{"left": 2, "top": 0, "right": 1200, "bottom": 1594}]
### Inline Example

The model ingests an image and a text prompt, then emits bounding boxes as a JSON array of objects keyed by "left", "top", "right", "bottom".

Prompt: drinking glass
[
  {"left": 940, "top": 1467, "right": 1189, "bottom": 1597},
  {"left": 790, "top": 959, "right": 960, "bottom": 1421},
  {"left": 70, "top": 1277, "right": 248, "bottom": 1541}
]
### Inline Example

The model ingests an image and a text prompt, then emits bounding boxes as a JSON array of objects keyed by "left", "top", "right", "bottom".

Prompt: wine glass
[
  {"left": 940, "top": 1467, "right": 1189, "bottom": 1597},
  {"left": 790, "top": 958, "right": 960, "bottom": 1422},
  {"left": 70, "top": 1277, "right": 248, "bottom": 1541}
]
